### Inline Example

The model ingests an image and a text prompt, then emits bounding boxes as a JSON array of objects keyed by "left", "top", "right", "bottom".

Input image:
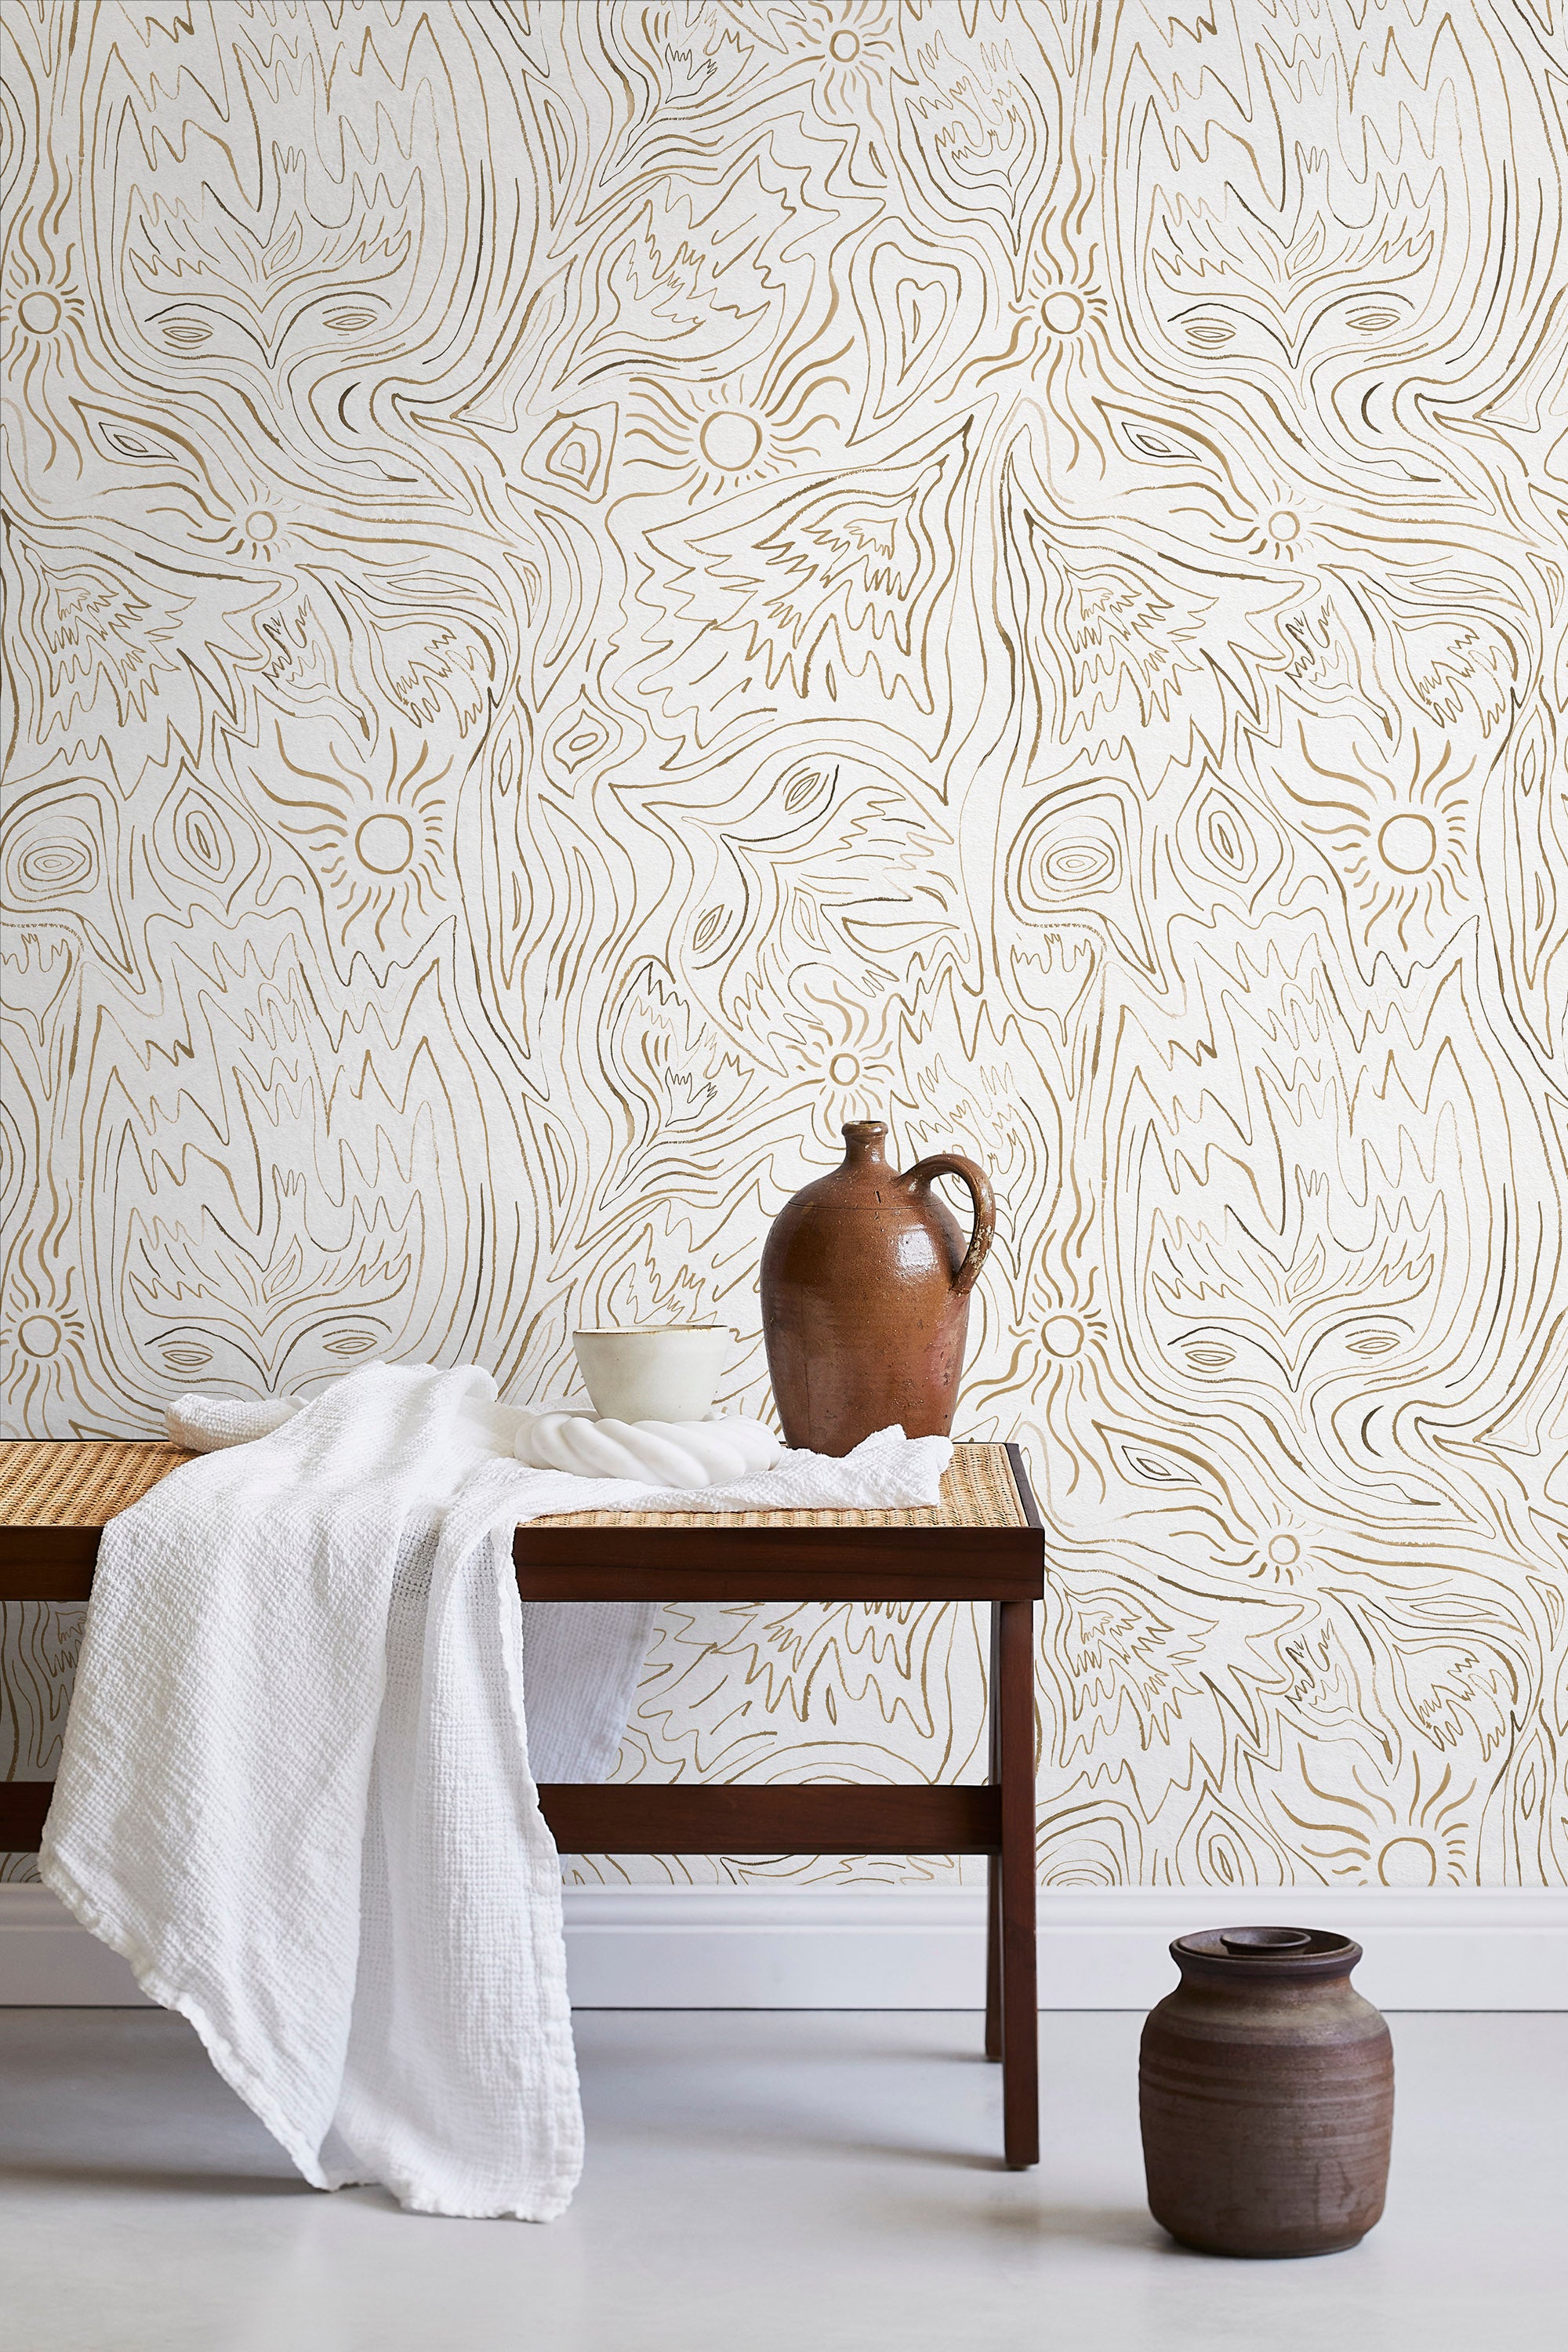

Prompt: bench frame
[{"left": 1, "top": 1441, "right": 1044, "bottom": 2169}]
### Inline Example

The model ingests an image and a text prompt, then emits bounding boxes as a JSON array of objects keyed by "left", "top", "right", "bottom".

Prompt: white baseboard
[
  {"left": 2, "top": 1882, "right": 1563, "bottom": 2009},
  {"left": 0, "top": 1883, "right": 154, "bottom": 2005}
]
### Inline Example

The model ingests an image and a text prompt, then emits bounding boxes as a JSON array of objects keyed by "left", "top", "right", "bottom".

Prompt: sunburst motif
[
  {"left": 791, "top": 1, "right": 901, "bottom": 116},
  {"left": 2, "top": 267, "right": 91, "bottom": 465},
  {"left": 4, "top": 269, "right": 87, "bottom": 352},
  {"left": 811, "top": 1041, "right": 901, "bottom": 1138},
  {"left": 1247, "top": 503, "right": 1308, "bottom": 563},
  {"left": 623, "top": 367, "right": 837, "bottom": 506},
  {"left": 223, "top": 505, "right": 285, "bottom": 564},
  {"left": 180, "top": 486, "right": 296, "bottom": 568},
  {"left": 0, "top": 1268, "right": 90, "bottom": 1428},
  {"left": 981, "top": 266, "right": 1112, "bottom": 389},
  {"left": 1287, "top": 1744, "right": 1475, "bottom": 1885},
  {"left": 247, "top": 726, "right": 450, "bottom": 953},
  {"left": 1214, "top": 1519, "right": 1319, "bottom": 1587},
  {"left": 968, "top": 1265, "right": 1113, "bottom": 1502},
  {"left": 1275, "top": 725, "right": 1473, "bottom": 956},
  {"left": 1202, "top": 481, "right": 1316, "bottom": 566}
]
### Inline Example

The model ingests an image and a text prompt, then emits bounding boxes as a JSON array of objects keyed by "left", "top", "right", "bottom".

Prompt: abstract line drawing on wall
[{"left": 2, "top": 1, "right": 1565, "bottom": 1888}]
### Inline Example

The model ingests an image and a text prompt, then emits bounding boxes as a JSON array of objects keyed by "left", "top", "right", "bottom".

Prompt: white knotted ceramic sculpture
[{"left": 514, "top": 1408, "right": 780, "bottom": 1488}]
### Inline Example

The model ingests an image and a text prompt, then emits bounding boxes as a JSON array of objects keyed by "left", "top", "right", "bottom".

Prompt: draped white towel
[
  {"left": 40, "top": 1363, "right": 953, "bottom": 2219},
  {"left": 165, "top": 1391, "right": 303, "bottom": 1449}
]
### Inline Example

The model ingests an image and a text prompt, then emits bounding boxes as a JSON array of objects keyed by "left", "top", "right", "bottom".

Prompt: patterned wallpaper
[{"left": 3, "top": 1, "right": 1566, "bottom": 1891}]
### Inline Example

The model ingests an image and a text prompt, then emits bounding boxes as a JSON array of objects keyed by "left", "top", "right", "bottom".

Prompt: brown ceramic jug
[
  {"left": 1139, "top": 1926, "right": 1394, "bottom": 2259},
  {"left": 760, "top": 1120, "right": 995, "bottom": 1455}
]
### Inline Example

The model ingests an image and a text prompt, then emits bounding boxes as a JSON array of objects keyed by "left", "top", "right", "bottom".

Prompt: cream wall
[{"left": 2, "top": 0, "right": 1566, "bottom": 1889}]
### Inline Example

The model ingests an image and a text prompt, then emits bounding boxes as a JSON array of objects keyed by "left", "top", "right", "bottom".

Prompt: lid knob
[{"left": 1219, "top": 1927, "right": 1314, "bottom": 1955}]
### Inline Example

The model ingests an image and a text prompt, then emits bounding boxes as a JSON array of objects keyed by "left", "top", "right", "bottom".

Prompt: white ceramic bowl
[{"left": 571, "top": 1327, "right": 733, "bottom": 1425}]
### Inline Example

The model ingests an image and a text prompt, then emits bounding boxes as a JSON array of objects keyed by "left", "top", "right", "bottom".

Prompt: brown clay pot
[
  {"left": 760, "top": 1120, "right": 995, "bottom": 1455},
  {"left": 1139, "top": 1926, "right": 1394, "bottom": 2259}
]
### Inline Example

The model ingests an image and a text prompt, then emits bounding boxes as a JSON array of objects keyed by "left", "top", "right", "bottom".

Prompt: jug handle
[{"left": 902, "top": 1153, "right": 996, "bottom": 1300}]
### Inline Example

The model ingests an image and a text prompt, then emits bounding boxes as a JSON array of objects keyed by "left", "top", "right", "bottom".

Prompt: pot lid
[{"left": 1172, "top": 1924, "right": 1363, "bottom": 1973}]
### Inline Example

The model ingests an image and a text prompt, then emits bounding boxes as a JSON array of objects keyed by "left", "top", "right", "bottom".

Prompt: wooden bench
[{"left": 0, "top": 1437, "right": 1044, "bottom": 2167}]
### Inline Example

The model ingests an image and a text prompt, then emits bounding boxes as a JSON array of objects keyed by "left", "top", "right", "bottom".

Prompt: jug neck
[{"left": 841, "top": 1120, "right": 890, "bottom": 1169}]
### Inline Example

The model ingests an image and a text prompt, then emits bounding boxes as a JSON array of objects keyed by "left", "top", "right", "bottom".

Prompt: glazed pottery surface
[
  {"left": 571, "top": 1327, "right": 732, "bottom": 1425},
  {"left": 760, "top": 1121, "right": 995, "bottom": 1456},
  {"left": 1138, "top": 1925, "right": 1395, "bottom": 2259}
]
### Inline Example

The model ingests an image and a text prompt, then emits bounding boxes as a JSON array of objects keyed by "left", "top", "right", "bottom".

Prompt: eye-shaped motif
[
  {"left": 142, "top": 292, "right": 390, "bottom": 368},
  {"left": 1312, "top": 292, "right": 1414, "bottom": 349},
  {"left": 1181, "top": 315, "right": 1235, "bottom": 348},
  {"left": 1344, "top": 1329, "right": 1403, "bottom": 1356},
  {"left": 1120, "top": 419, "right": 1210, "bottom": 462},
  {"left": 143, "top": 304, "right": 267, "bottom": 366},
  {"left": 321, "top": 1327, "right": 379, "bottom": 1356},
  {"left": 147, "top": 1327, "right": 268, "bottom": 1390},
  {"left": 1120, "top": 1444, "right": 1202, "bottom": 1487},
  {"left": 691, "top": 903, "right": 728, "bottom": 955},
  {"left": 96, "top": 418, "right": 185, "bottom": 461},
  {"left": 781, "top": 761, "right": 835, "bottom": 817}
]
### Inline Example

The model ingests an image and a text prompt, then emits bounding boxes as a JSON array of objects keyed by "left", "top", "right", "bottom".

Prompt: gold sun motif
[
  {"left": 177, "top": 479, "right": 298, "bottom": 568},
  {"left": 252, "top": 727, "right": 451, "bottom": 952},
  {"left": 624, "top": 368, "right": 836, "bottom": 505},
  {"left": 1202, "top": 481, "right": 1316, "bottom": 566},
  {"left": 0, "top": 1268, "right": 90, "bottom": 1426},
  {"left": 1034, "top": 283, "right": 1112, "bottom": 347},
  {"left": 966, "top": 1268, "right": 1113, "bottom": 1483},
  {"left": 983, "top": 263, "right": 1111, "bottom": 390},
  {"left": 1216, "top": 1521, "right": 1317, "bottom": 1586},
  {"left": 4, "top": 267, "right": 88, "bottom": 377},
  {"left": 1243, "top": 499, "right": 1309, "bottom": 562},
  {"left": 18, "top": 289, "right": 64, "bottom": 334},
  {"left": 1040, "top": 290, "right": 1088, "bottom": 337},
  {"left": 1290, "top": 1746, "right": 1475, "bottom": 1885},
  {"left": 1279, "top": 726, "right": 1473, "bottom": 956},
  {"left": 793, "top": 2, "right": 901, "bottom": 114},
  {"left": 213, "top": 500, "right": 289, "bottom": 564},
  {"left": 815, "top": 1040, "right": 898, "bottom": 1131}
]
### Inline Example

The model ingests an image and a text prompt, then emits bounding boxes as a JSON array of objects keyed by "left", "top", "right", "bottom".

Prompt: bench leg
[
  {"left": 985, "top": 1597, "right": 1003, "bottom": 2060},
  {"left": 985, "top": 1854, "right": 1002, "bottom": 2060},
  {"left": 996, "top": 1595, "right": 1038, "bottom": 2169}
]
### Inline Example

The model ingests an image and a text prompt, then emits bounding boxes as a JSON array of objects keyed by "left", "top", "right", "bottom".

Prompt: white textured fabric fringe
[
  {"left": 165, "top": 1392, "right": 303, "bottom": 1448},
  {"left": 42, "top": 1363, "right": 952, "bottom": 2218}
]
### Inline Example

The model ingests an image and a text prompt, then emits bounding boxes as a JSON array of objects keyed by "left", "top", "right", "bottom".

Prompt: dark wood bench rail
[
  {"left": 0, "top": 1525, "right": 1042, "bottom": 1603},
  {"left": 0, "top": 1779, "right": 1004, "bottom": 1854},
  {"left": 0, "top": 1439, "right": 1044, "bottom": 2169}
]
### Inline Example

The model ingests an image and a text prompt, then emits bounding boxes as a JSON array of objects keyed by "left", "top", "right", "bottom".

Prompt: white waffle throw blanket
[{"left": 42, "top": 1363, "right": 953, "bottom": 2218}]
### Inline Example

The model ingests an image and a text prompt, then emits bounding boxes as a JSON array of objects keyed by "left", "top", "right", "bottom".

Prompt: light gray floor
[{"left": 0, "top": 2009, "right": 1563, "bottom": 2352}]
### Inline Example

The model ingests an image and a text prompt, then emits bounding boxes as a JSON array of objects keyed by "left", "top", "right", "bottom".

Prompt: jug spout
[{"left": 840, "top": 1120, "right": 889, "bottom": 1166}]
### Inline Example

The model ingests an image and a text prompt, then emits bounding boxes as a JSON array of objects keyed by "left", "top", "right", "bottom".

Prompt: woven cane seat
[
  {"left": 0, "top": 1436, "right": 1025, "bottom": 1534},
  {"left": 0, "top": 1441, "right": 194, "bottom": 1527},
  {"left": 531, "top": 1440, "right": 1026, "bottom": 1530}
]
